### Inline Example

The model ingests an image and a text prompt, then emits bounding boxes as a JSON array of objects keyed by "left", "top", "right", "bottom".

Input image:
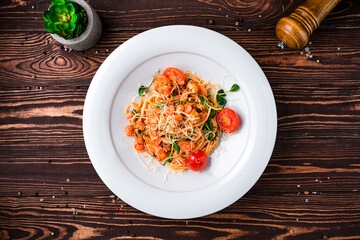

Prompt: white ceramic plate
[{"left": 83, "top": 25, "right": 277, "bottom": 219}]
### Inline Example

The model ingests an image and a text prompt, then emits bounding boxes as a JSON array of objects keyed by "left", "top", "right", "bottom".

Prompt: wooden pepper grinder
[{"left": 276, "top": 0, "right": 342, "bottom": 49}]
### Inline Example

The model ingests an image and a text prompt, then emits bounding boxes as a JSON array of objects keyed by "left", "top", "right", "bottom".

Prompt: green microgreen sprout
[{"left": 138, "top": 69, "right": 161, "bottom": 97}]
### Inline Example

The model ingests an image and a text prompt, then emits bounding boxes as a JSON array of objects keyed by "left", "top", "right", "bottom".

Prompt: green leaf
[
  {"left": 216, "top": 95, "right": 226, "bottom": 107},
  {"left": 230, "top": 84, "right": 240, "bottom": 92},
  {"left": 66, "top": 2, "right": 76, "bottom": 14},
  {"left": 217, "top": 89, "right": 226, "bottom": 96},
  {"left": 44, "top": 22, "right": 57, "bottom": 33},
  {"left": 173, "top": 142, "right": 180, "bottom": 154},
  {"left": 70, "top": 13, "right": 78, "bottom": 23},
  {"left": 131, "top": 109, "right": 137, "bottom": 115},
  {"left": 138, "top": 85, "right": 148, "bottom": 97}
]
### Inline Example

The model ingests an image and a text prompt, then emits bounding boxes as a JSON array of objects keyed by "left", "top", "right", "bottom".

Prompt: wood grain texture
[{"left": 0, "top": 0, "right": 360, "bottom": 239}]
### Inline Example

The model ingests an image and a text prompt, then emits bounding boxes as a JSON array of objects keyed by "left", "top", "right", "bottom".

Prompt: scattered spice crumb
[
  {"left": 106, "top": 48, "right": 110, "bottom": 53},
  {"left": 208, "top": 19, "right": 214, "bottom": 25},
  {"left": 18, "top": 191, "right": 22, "bottom": 196},
  {"left": 50, "top": 232, "right": 54, "bottom": 236},
  {"left": 297, "top": 192, "right": 300, "bottom": 195},
  {"left": 110, "top": 195, "right": 115, "bottom": 198},
  {"left": 112, "top": 199, "right": 115, "bottom": 203},
  {"left": 319, "top": 181, "right": 322, "bottom": 183},
  {"left": 66, "top": 178, "right": 70, "bottom": 182},
  {"left": 327, "top": 177, "right": 330, "bottom": 180},
  {"left": 259, "top": 15, "right": 261, "bottom": 18},
  {"left": 95, "top": 50, "right": 99, "bottom": 54},
  {"left": 304, "top": 191, "right": 309, "bottom": 195},
  {"left": 32, "top": 5, "right": 35, "bottom": 9},
  {"left": 40, "top": 198, "right": 44, "bottom": 202},
  {"left": 31, "top": 75, "right": 36, "bottom": 79},
  {"left": 316, "top": 60, "right": 320, "bottom": 63},
  {"left": 61, "top": 187, "right": 64, "bottom": 190},
  {"left": 282, "top": 5, "right": 285, "bottom": 12},
  {"left": 315, "top": 179, "right": 319, "bottom": 182}
]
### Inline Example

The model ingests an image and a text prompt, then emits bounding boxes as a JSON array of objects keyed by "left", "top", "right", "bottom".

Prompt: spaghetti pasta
[{"left": 124, "top": 68, "right": 239, "bottom": 172}]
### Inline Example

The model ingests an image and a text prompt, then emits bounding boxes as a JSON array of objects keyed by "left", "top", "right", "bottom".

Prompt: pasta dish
[{"left": 125, "top": 68, "right": 240, "bottom": 172}]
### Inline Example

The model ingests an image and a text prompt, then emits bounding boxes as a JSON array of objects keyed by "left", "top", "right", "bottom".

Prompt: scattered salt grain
[
  {"left": 305, "top": 199, "right": 309, "bottom": 203},
  {"left": 235, "top": 21, "right": 239, "bottom": 26},
  {"left": 83, "top": 204, "right": 86, "bottom": 208},
  {"left": 300, "top": 52, "right": 303, "bottom": 54},
  {"left": 337, "top": 47, "right": 341, "bottom": 51},
  {"left": 110, "top": 195, "right": 115, "bottom": 198},
  {"left": 247, "top": 29, "right": 251, "bottom": 32},
  {"left": 312, "top": 192, "right": 317, "bottom": 194},
  {"left": 309, "top": 55, "right": 313, "bottom": 59},
  {"left": 121, "top": 205, "right": 124, "bottom": 208},
  {"left": 305, "top": 47, "right": 310, "bottom": 52},
  {"left": 277, "top": 41, "right": 285, "bottom": 49},
  {"left": 296, "top": 218, "right": 298, "bottom": 221},
  {"left": 316, "top": 60, "right": 320, "bottom": 63},
  {"left": 309, "top": 41, "right": 312, "bottom": 45},
  {"left": 297, "top": 185, "right": 300, "bottom": 188},
  {"left": 259, "top": 15, "right": 261, "bottom": 18},
  {"left": 52, "top": 195, "right": 56, "bottom": 199},
  {"left": 61, "top": 187, "right": 64, "bottom": 190},
  {"left": 226, "top": 14, "right": 229, "bottom": 18},
  {"left": 40, "top": 198, "right": 44, "bottom": 202},
  {"left": 66, "top": 178, "right": 70, "bottom": 182},
  {"left": 71, "top": 208, "right": 76, "bottom": 214},
  {"left": 306, "top": 53, "right": 309, "bottom": 57}
]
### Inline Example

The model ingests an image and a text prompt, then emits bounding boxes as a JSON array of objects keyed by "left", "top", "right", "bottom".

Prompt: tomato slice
[
  {"left": 187, "top": 150, "right": 208, "bottom": 172},
  {"left": 216, "top": 108, "right": 239, "bottom": 133},
  {"left": 163, "top": 67, "right": 186, "bottom": 86}
]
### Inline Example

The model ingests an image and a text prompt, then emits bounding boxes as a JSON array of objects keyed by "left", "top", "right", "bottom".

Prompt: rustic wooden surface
[{"left": 1, "top": 0, "right": 360, "bottom": 239}]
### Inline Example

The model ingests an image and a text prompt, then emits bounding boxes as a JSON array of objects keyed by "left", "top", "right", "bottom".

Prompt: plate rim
[{"left": 83, "top": 25, "right": 277, "bottom": 219}]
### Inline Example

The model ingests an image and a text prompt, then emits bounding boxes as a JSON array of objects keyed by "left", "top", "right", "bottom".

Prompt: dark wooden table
[{"left": 1, "top": 0, "right": 359, "bottom": 239}]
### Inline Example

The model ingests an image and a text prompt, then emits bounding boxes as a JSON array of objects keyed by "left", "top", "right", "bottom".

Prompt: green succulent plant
[{"left": 43, "top": 0, "right": 87, "bottom": 39}]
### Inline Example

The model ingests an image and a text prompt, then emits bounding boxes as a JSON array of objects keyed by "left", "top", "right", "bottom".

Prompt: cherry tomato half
[
  {"left": 163, "top": 67, "right": 186, "bottom": 86},
  {"left": 187, "top": 150, "right": 208, "bottom": 172},
  {"left": 216, "top": 108, "right": 239, "bottom": 133}
]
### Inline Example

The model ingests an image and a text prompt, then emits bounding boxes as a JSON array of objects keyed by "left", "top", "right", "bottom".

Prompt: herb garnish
[{"left": 138, "top": 69, "right": 161, "bottom": 97}]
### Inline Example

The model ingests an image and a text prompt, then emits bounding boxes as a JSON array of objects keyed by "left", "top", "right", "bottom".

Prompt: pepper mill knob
[{"left": 276, "top": 0, "right": 342, "bottom": 49}]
